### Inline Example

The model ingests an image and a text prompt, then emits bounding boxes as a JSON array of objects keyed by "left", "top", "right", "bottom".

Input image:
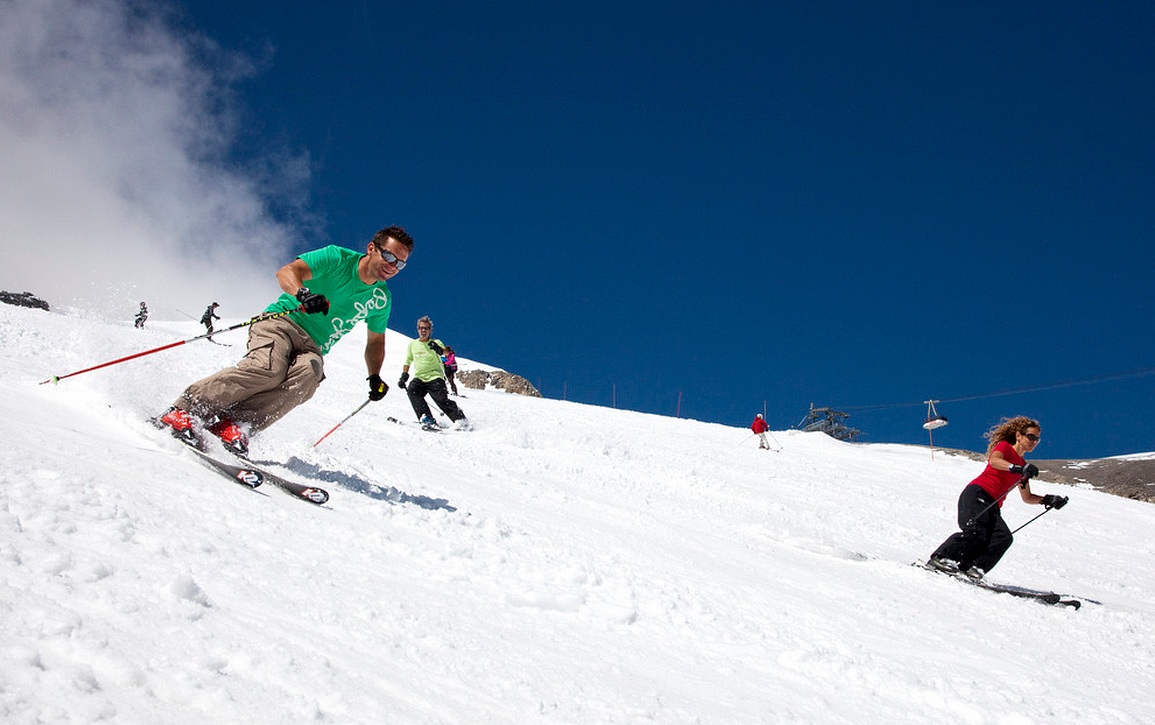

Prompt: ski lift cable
[{"left": 839, "top": 365, "right": 1155, "bottom": 413}]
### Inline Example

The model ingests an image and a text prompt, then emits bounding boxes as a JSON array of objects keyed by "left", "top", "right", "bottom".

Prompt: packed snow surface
[{"left": 2, "top": 304, "right": 1154, "bottom": 723}]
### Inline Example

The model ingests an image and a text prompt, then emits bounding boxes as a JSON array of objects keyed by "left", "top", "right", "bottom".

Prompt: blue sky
[
  {"left": 152, "top": 1, "right": 1155, "bottom": 457},
  {"left": 6, "top": 1, "right": 1153, "bottom": 458}
]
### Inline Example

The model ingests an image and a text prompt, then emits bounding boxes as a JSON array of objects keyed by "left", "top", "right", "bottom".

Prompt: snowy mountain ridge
[{"left": 2, "top": 303, "right": 1154, "bottom": 724}]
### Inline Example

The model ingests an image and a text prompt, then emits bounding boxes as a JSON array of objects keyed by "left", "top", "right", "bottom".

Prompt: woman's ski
[{"left": 914, "top": 560, "right": 1082, "bottom": 609}]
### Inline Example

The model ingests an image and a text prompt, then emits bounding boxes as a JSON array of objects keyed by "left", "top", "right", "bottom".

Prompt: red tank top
[{"left": 971, "top": 440, "right": 1026, "bottom": 506}]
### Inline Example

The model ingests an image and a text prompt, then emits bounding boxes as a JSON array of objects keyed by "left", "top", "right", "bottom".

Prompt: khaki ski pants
[{"left": 173, "top": 317, "right": 324, "bottom": 434}]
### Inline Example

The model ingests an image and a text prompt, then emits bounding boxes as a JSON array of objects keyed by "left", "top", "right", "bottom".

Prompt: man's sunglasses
[{"left": 374, "top": 244, "right": 407, "bottom": 270}]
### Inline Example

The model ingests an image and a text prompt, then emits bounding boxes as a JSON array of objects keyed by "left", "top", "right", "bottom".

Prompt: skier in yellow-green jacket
[{"left": 398, "top": 316, "right": 471, "bottom": 431}]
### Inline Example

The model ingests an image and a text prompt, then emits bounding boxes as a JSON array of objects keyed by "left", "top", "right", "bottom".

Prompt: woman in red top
[{"left": 928, "top": 416, "right": 1068, "bottom": 579}]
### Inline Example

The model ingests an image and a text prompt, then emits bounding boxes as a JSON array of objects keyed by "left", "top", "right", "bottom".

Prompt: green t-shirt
[
  {"left": 405, "top": 338, "right": 448, "bottom": 382},
  {"left": 265, "top": 245, "right": 393, "bottom": 355}
]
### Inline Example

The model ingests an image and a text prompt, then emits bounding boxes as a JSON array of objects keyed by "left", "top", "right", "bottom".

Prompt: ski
[
  {"left": 914, "top": 561, "right": 1082, "bottom": 609},
  {"left": 185, "top": 445, "right": 266, "bottom": 491},
  {"left": 188, "top": 446, "right": 329, "bottom": 505},
  {"left": 970, "top": 579, "right": 1081, "bottom": 609},
  {"left": 153, "top": 419, "right": 329, "bottom": 505},
  {"left": 387, "top": 415, "right": 444, "bottom": 432}
]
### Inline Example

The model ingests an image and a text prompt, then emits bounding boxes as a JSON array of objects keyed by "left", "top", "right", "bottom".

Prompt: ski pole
[
  {"left": 766, "top": 430, "right": 783, "bottom": 451},
  {"left": 1011, "top": 502, "right": 1063, "bottom": 534},
  {"left": 39, "top": 308, "right": 301, "bottom": 385},
  {"left": 312, "top": 399, "right": 372, "bottom": 448},
  {"left": 964, "top": 474, "right": 1029, "bottom": 528}
]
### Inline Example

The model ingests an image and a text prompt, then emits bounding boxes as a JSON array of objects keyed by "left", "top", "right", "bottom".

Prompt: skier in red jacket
[{"left": 751, "top": 413, "right": 772, "bottom": 450}]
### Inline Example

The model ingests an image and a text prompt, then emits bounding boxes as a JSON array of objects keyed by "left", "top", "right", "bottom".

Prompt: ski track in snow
[{"left": 2, "top": 304, "right": 1154, "bottom": 724}]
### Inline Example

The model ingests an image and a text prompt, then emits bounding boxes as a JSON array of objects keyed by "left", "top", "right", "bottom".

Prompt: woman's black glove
[
  {"left": 1041, "top": 494, "right": 1069, "bottom": 509},
  {"left": 1009, "top": 463, "right": 1040, "bottom": 478}
]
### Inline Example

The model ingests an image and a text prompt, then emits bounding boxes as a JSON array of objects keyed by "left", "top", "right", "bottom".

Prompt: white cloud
[{"left": 0, "top": 0, "right": 305, "bottom": 318}]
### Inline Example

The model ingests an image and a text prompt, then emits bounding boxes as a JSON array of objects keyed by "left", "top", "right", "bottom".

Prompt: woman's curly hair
[{"left": 984, "top": 415, "right": 1041, "bottom": 456}]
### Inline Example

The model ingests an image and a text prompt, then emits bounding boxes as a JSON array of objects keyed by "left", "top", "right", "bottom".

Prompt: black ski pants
[
  {"left": 406, "top": 377, "right": 465, "bottom": 422},
  {"left": 931, "top": 483, "right": 1014, "bottom": 573}
]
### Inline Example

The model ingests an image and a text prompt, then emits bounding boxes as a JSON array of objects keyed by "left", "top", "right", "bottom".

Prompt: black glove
[
  {"left": 295, "top": 287, "right": 330, "bottom": 315},
  {"left": 1041, "top": 494, "right": 1069, "bottom": 510},
  {"left": 367, "top": 374, "right": 388, "bottom": 401},
  {"left": 398, "top": 371, "right": 409, "bottom": 390},
  {"left": 428, "top": 340, "right": 444, "bottom": 356},
  {"left": 1009, "top": 463, "right": 1040, "bottom": 478}
]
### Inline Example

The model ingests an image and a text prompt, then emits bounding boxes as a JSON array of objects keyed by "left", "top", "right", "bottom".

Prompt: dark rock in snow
[{"left": 0, "top": 291, "right": 50, "bottom": 311}]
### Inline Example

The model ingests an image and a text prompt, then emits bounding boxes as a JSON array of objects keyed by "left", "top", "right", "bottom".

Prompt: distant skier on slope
[
  {"left": 134, "top": 301, "right": 148, "bottom": 329},
  {"left": 156, "top": 226, "right": 414, "bottom": 456},
  {"left": 927, "top": 416, "right": 1068, "bottom": 580},
  {"left": 443, "top": 345, "right": 460, "bottom": 396},
  {"left": 398, "top": 316, "right": 470, "bottom": 430},
  {"left": 751, "top": 413, "right": 772, "bottom": 450},
  {"left": 200, "top": 302, "right": 220, "bottom": 335}
]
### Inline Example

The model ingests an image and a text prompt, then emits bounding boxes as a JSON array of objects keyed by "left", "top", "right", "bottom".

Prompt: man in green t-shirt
[
  {"left": 158, "top": 226, "right": 414, "bottom": 455},
  {"left": 398, "top": 316, "right": 470, "bottom": 430}
]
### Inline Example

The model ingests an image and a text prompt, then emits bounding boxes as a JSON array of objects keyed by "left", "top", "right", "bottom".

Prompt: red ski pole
[
  {"left": 312, "top": 399, "right": 372, "bottom": 448},
  {"left": 40, "top": 308, "right": 301, "bottom": 385}
]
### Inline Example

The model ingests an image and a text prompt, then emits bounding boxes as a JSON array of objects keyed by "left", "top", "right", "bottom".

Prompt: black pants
[
  {"left": 406, "top": 377, "right": 465, "bottom": 422},
  {"left": 445, "top": 367, "right": 458, "bottom": 395},
  {"left": 931, "top": 483, "right": 1014, "bottom": 573}
]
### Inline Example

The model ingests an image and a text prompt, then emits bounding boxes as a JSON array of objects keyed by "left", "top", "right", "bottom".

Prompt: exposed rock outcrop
[
  {"left": 935, "top": 447, "right": 1155, "bottom": 504},
  {"left": 0, "top": 291, "right": 50, "bottom": 311},
  {"left": 457, "top": 370, "right": 541, "bottom": 398}
]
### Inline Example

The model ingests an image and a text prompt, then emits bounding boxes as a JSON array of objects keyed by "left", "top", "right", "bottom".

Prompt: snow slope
[{"left": 2, "top": 303, "right": 1154, "bottom": 724}]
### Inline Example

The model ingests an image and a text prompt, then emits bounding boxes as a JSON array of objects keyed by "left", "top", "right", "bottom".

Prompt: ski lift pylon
[{"left": 923, "top": 400, "right": 948, "bottom": 430}]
